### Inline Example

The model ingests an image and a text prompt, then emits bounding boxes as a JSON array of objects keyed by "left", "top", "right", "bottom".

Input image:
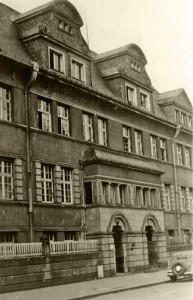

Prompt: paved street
[{"left": 93, "top": 280, "right": 193, "bottom": 300}]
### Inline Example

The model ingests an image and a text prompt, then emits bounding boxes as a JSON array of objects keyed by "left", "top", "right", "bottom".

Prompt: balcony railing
[{"left": 0, "top": 240, "right": 98, "bottom": 258}]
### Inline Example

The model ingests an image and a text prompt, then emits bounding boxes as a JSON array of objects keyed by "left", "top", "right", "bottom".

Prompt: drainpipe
[
  {"left": 171, "top": 124, "right": 181, "bottom": 241},
  {"left": 24, "top": 62, "right": 39, "bottom": 242}
]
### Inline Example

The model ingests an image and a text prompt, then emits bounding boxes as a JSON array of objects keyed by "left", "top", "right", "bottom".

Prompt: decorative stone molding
[{"left": 141, "top": 213, "right": 161, "bottom": 232}]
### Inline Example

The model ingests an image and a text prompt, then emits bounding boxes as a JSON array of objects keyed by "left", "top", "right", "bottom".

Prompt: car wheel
[
  {"left": 170, "top": 276, "right": 177, "bottom": 282},
  {"left": 172, "top": 262, "right": 186, "bottom": 277}
]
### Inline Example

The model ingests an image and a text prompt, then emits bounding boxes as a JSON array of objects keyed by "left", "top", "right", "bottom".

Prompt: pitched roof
[
  {"left": 157, "top": 88, "right": 184, "bottom": 101},
  {"left": 83, "top": 147, "right": 163, "bottom": 174},
  {"left": 94, "top": 44, "right": 147, "bottom": 64},
  {"left": 0, "top": 3, "right": 32, "bottom": 65}
]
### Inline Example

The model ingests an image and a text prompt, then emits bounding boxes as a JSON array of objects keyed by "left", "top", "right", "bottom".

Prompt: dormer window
[
  {"left": 131, "top": 60, "right": 140, "bottom": 72},
  {"left": 139, "top": 89, "right": 150, "bottom": 111},
  {"left": 71, "top": 58, "right": 85, "bottom": 82},
  {"left": 126, "top": 83, "right": 137, "bottom": 105},
  {"left": 49, "top": 47, "right": 65, "bottom": 73},
  {"left": 58, "top": 20, "right": 73, "bottom": 35}
]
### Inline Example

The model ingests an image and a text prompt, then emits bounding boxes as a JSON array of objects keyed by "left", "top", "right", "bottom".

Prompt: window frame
[
  {"left": 150, "top": 135, "right": 158, "bottom": 159},
  {"left": 41, "top": 164, "right": 54, "bottom": 203},
  {"left": 139, "top": 89, "right": 150, "bottom": 111},
  {"left": 48, "top": 46, "right": 65, "bottom": 73},
  {"left": 181, "top": 187, "right": 186, "bottom": 211},
  {"left": 38, "top": 98, "right": 52, "bottom": 132},
  {"left": 160, "top": 138, "right": 167, "bottom": 161},
  {"left": 123, "top": 126, "right": 131, "bottom": 152},
  {"left": 83, "top": 112, "right": 94, "bottom": 142},
  {"left": 0, "top": 159, "right": 13, "bottom": 200},
  {"left": 125, "top": 83, "right": 137, "bottom": 105},
  {"left": 175, "top": 109, "right": 180, "bottom": 123},
  {"left": 185, "top": 147, "right": 191, "bottom": 167},
  {"left": 188, "top": 116, "right": 192, "bottom": 128},
  {"left": 134, "top": 130, "right": 143, "bottom": 155},
  {"left": 61, "top": 167, "right": 73, "bottom": 204},
  {"left": 57, "top": 104, "right": 70, "bottom": 136},
  {"left": 0, "top": 85, "right": 12, "bottom": 122},
  {"left": 71, "top": 57, "right": 86, "bottom": 82},
  {"left": 165, "top": 184, "right": 171, "bottom": 211},
  {"left": 98, "top": 118, "right": 107, "bottom": 146},
  {"left": 177, "top": 144, "right": 183, "bottom": 166}
]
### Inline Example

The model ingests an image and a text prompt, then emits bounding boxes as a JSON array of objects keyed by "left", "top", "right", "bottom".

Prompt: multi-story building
[{"left": 0, "top": 0, "right": 192, "bottom": 274}]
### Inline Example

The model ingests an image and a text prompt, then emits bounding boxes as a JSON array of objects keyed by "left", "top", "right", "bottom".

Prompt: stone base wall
[{"left": 0, "top": 252, "right": 102, "bottom": 294}]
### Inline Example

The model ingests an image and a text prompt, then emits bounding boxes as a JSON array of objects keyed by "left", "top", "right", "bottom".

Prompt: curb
[{"left": 67, "top": 280, "right": 168, "bottom": 300}]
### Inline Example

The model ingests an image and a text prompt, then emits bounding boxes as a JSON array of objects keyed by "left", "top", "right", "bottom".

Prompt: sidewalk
[{"left": 0, "top": 270, "right": 167, "bottom": 300}]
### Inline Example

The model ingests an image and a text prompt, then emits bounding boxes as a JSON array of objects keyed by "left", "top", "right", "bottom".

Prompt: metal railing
[{"left": 0, "top": 240, "right": 98, "bottom": 258}]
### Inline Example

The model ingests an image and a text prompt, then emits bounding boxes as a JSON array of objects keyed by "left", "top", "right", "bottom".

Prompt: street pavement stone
[{"left": 0, "top": 270, "right": 167, "bottom": 300}]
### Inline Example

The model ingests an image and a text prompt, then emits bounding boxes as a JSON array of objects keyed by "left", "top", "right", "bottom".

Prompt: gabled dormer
[
  {"left": 157, "top": 89, "right": 193, "bottom": 129},
  {"left": 94, "top": 44, "right": 154, "bottom": 113},
  {"left": 14, "top": 0, "right": 91, "bottom": 85}
]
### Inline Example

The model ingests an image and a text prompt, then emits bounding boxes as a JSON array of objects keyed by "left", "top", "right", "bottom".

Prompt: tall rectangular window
[
  {"left": 58, "top": 105, "right": 69, "bottom": 136},
  {"left": 139, "top": 91, "right": 150, "bottom": 110},
  {"left": 0, "top": 160, "right": 13, "bottom": 200},
  {"left": 188, "top": 116, "right": 192, "bottom": 128},
  {"left": 189, "top": 188, "right": 193, "bottom": 211},
  {"left": 126, "top": 85, "right": 136, "bottom": 104},
  {"left": 185, "top": 147, "right": 191, "bottom": 167},
  {"left": 165, "top": 185, "right": 171, "bottom": 211},
  {"left": 150, "top": 136, "right": 157, "bottom": 159},
  {"left": 177, "top": 144, "right": 183, "bottom": 165},
  {"left": 38, "top": 99, "right": 52, "bottom": 132},
  {"left": 110, "top": 184, "right": 116, "bottom": 204},
  {"left": 160, "top": 138, "right": 167, "bottom": 161},
  {"left": 134, "top": 130, "right": 143, "bottom": 155},
  {"left": 181, "top": 112, "right": 187, "bottom": 126},
  {"left": 119, "top": 185, "right": 126, "bottom": 205},
  {"left": 98, "top": 118, "right": 107, "bottom": 146},
  {"left": 123, "top": 126, "right": 131, "bottom": 152},
  {"left": 102, "top": 182, "right": 108, "bottom": 203},
  {"left": 71, "top": 59, "right": 85, "bottom": 82},
  {"left": 49, "top": 48, "right": 65, "bottom": 72},
  {"left": 61, "top": 168, "right": 73, "bottom": 204},
  {"left": 0, "top": 85, "right": 11, "bottom": 121},
  {"left": 175, "top": 110, "right": 180, "bottom": 123},
  {"left": 181, "top": 187, "right": 186, "bottom": 211},
  {"left": 41, "top": 164, "right": 53, "bottom": 203},
  {"left": 83, "top": 113, "right": 94, "bottom": 142}
]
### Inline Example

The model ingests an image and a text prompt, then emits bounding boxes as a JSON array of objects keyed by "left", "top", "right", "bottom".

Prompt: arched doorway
[
  {"left": 108, "top": 212, "right": 131, "bottom": 273},
  {"left": 142, "top": 214, "right": 161, "bottom": 267}
]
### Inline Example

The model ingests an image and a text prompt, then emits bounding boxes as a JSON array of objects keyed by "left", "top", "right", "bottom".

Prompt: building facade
[{"left": 0, "top": 0, "right": 192, "bottom": 274}]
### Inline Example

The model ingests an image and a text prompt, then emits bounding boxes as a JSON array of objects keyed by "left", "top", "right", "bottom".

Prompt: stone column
[
  {"left": 178, "top": 186, "right": 183, "bottom": 211},
  {"left": 54, "top": 165, "right": 62, "bottom": 203},
  {"left": 185, "top": 187, "right": 190, "bottom": 212},
  {"left": 170, "top": 185, "right": 175, "bottom": 211},
  {"left": 115, "top": 184, "right": 121, "bottom": 205},
  {"left": 14, "top": 159, "right": 24, "bottom": 201},
  {"left": 35, "top": 161, "right": 42, "bottom": 202},
  {"left": 161, "top": 183, "right": 166, "bottom": 210}
]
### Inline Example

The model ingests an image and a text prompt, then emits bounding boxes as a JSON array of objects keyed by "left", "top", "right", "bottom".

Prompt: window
[
  {"left": 181, "top": 187, "right": 186, "bottom": 211},
  {"left": 49, "top": 47, "right": 65, "bottom": 72},
  {"left": 123, "top": 126, "right": 131, "bottom": 152},
  {"left": 0, "top": 85, "right": 11, "bottom": 121},
  {"left": 185, "top": 147, "right": 191, "bottom": 167},
  {"left": 142, "top": 188, "right": 148, "bottom": 206},
  {"left": 139, "top": 90, "right": 150, "bottom": 110},
  {"left": 131, "top": 61, "right": 140, "bottom": 72},
  {"left": 0, "top": 232, "right": 16, "bottom": 243},
  {"left": 188, "top": 116, "right": 192, "bottom": 128},
  {"left": 102, "top": 182, "right": 108, "bottom": 202},
  {"left": 160, "top": 138, "right": 167, "bottom": 161},
  {"left": 58, "top": 105, "right": 70, "bottom": 136},
  {"left": 71, "top": 59, "right": 85, "bottom": 82},
  {"left": 165, "top": 185, "right": 171, "bottom": 211},
  {"left": 177, "top": 144, "right": 183, "bottom": 165},
  {"left": 84, "top": 182, "right": 93, "bottom": 205},
  {"left": 98, "top": 118, "right": 107, "bottom": 146},
  {"left": 83, "top": 113, "right": 94, "bottom": 142},
  {"left": 150, "top": 189, "right": 156, "bottom": 207},
  {"left": 181, "top": 112, "right": 187, "bottom": 126},
  {"left": 110, "top": 184, "right": 116, "bottom": 204},
  {"left": 0, "top": 159, "right": 13, "bottom": 200},
  {"left": 126, "top": 84, "right": 137, "bottom": 104},
  {"left": 43, "top": 232, "right": 56, "bottom": 241},
  {"left": 136, "top": 186, "right": 141, "bottom": 206},
  {"left": 41, "top": 164, "right": 53, "bottom": 203},
  {"left": 61, "top": 168, "right": 73, "bottom": 204},
  {"left": 38, "top": 99, "right": 52, "bottom": 132},
  {"left": 135, "top": 130, "right": 143, "bottom": 155},
  {"left": 189, "top": 188, "right": 193, "bottom": 211},
  {"left": 150, "top": 136, "right": 157, "bottom": 159},
  {"left": 119, "top": 185, "right": 126, "bottom": 205},
  {"left": 64, "top": 231, "right": 77, "bottom": 241},
  {"left": 175, "top": 110, "right": 180, "bottom": 123}
]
